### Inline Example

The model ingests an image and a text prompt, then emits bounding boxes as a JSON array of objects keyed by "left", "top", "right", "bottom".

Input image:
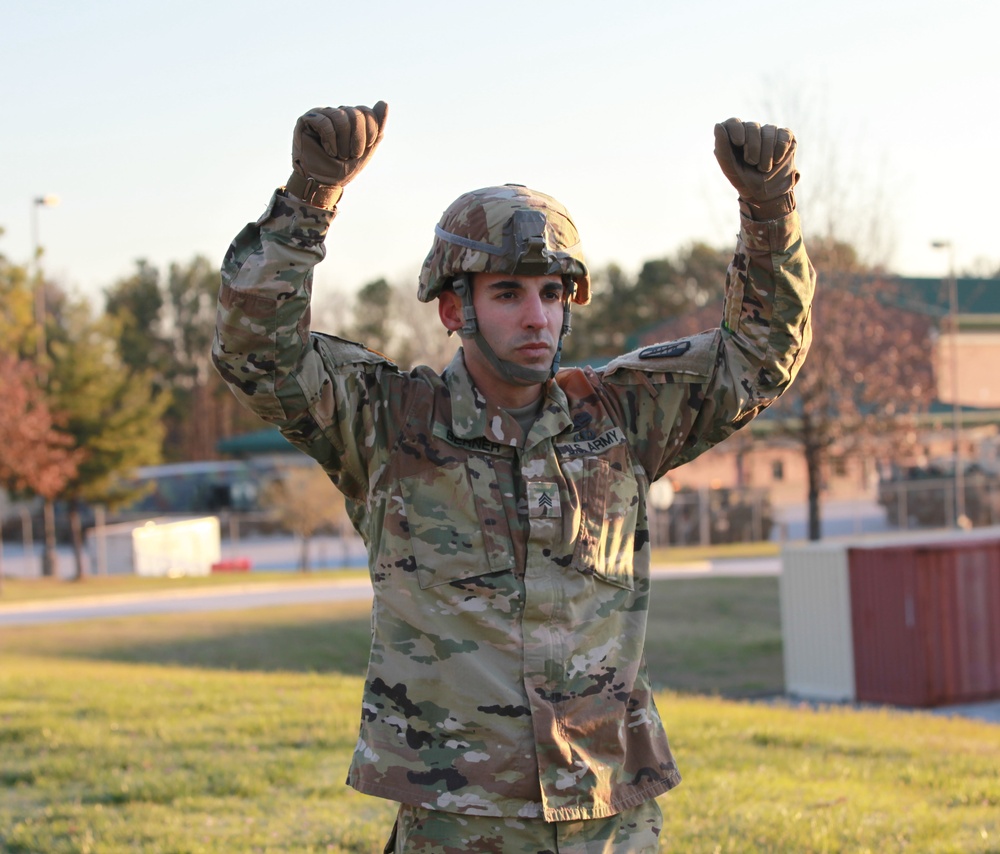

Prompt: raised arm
[
  {"left": 599, "top": 118, "right": 814, "bottom": 477},
  {"left": 212, "top": 102, "right": 390, "bottom": 498}
]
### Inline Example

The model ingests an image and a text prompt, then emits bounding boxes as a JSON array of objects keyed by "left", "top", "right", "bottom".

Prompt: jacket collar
[{"left": 442, "top": 349, "right": 573, "bottom": 449}]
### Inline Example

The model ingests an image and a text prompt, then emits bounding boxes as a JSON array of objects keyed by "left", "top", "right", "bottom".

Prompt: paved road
[
  {"left": 0, "top": 558, "right": 777, "bottom": 627},
  {"left": 0, "top": 577, "right": 374, "bottom": 626}
]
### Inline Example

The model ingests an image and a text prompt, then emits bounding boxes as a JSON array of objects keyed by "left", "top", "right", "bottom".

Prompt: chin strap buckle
[{"left": 452, "top": 275, "right": 478, "bottom": 337}]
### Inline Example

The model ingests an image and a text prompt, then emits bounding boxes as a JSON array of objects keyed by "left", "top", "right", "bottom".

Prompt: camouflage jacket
[{"left": 213, "top": 191, "right": 814, "bottom": 822}]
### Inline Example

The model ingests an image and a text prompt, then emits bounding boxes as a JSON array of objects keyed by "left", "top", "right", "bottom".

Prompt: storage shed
[
  {"left": 88, "top": 516, "right": 221, "bottom": 578},
  {"left": 781, "top": 528, "right": 1000, "bottom": 706}
]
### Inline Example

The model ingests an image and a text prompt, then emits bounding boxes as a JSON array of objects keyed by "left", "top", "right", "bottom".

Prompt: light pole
[
  {"left": 31, "top": 194, "right": 61, "bottom": 577},
  {"left": 31, "top": 195, "right": 59, "bottom": 379},
  {"left": 931, "top": 240, "right": 968, "bottom": 529}
]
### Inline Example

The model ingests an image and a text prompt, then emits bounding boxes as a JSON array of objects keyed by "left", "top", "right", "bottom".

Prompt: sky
[{"left": 2, "top": 0, "right": 998, "bottom": 308}]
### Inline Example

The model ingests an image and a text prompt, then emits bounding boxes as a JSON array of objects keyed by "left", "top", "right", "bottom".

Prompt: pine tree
[{"left": 47, "top": 298, "right": 169, "bottom": 579}]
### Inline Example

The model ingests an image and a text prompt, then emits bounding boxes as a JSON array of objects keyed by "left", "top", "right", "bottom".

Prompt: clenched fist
[
  {"left": 714, "top": 118, "right": 798, "bottom": 220},
  {"left": 286, "top": 101, "right": 388, "bottom": 208}
]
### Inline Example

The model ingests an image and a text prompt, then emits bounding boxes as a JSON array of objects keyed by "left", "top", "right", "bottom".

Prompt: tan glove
[
  {"left": 286, "top": 101, "right": 388, "bottom": 208},
  {"left": 714, "top": 118, "right": 798, "bottom": 220}
]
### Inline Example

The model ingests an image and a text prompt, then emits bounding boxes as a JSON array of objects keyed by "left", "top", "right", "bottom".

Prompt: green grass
[
  {"left": 1, "top": 580, "right": 999, "bottom": 853},
  {"left": 647, "top": 577, "right": 784, "bottom": 696}
]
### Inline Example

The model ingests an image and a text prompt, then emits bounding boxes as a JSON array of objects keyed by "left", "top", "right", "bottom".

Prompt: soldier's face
[
  {"left": 469, "top": 272, "right": 562, "bottom": 369},
  {"left": 438, "top": 272, "right": 565, "bottom": 400}
]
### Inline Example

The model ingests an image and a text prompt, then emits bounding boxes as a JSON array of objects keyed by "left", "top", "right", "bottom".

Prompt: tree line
[{"left": 0, "top": 224, "right": 985, "bottom": 581}]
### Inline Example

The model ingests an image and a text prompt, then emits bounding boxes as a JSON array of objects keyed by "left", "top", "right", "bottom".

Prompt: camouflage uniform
[
  {"left": 213, "top": 190, "right": 814, "bottom": 824},
  {"left": 387, "top": 800, "right": 663, "bottom": 853}
]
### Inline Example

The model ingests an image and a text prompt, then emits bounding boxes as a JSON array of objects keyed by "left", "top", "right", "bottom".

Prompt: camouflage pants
[{"left": 383, "top": 800, "right": 663, "bottom": 853}]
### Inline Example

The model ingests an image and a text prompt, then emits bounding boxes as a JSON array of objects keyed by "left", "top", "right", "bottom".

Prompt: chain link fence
[
  {"left": 878, "top": 472, "right": 1000, "bottom": 530},
  {"left": 650, "top": 487, "right": 773, "bottom": 547}
]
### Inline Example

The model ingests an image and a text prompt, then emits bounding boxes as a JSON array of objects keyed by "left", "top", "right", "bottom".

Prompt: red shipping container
[{"left": 848, "top": 539, "right": 1000, "bottom": 706}]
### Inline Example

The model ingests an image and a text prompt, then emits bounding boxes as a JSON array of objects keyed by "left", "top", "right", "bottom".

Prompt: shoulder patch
[
  {"left": 639, "top": 340, "right": 691, "bottom": 359},
  {"left": 602, "top": 328, "right": 721, "bottom": 381}
]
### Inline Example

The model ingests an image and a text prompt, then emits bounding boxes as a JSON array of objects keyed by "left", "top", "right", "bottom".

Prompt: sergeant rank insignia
[{"left": 528, "top": 482, "right": 561, "bottom": 518}]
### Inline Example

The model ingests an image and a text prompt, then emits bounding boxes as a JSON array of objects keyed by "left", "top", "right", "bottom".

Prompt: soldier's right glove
[
  {"left": 286, "top": 101, "right": 388, "bottom": 209},
  {"left": 714, "top": 118, "right": 798, "bottom": 220}
]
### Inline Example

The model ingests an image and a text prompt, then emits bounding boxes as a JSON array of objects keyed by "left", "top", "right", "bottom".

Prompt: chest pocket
[
  {"left": 568, "top": 456, "right": 640, "bottom": 590},
  {"left": 399, "top": 457, "right": 516, "bottom": 589}
]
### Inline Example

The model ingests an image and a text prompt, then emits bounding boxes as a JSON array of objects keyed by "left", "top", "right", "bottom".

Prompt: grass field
[{"left": 2, "top": 577, "right": 999, "bottom": 852}]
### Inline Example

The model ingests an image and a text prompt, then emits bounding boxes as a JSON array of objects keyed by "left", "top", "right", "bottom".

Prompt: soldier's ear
[{"left": 438, "top": 290, "right": 463, "bottom": 333}]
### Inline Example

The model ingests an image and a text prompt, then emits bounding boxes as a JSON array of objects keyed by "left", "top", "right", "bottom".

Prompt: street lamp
[
  {"left": 930, "top": 239, "right": 969, "bottom": 529},
  {"left": 31, "top": 194, "right": 60, "bottom": 577},
  {"left": 31, "top": 194, "right": 60, "bottom": 378}
]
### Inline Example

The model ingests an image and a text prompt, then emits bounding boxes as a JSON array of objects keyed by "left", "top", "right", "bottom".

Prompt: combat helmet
[{"left": 418, "top": 184, "right": 591, "bottom": 385}]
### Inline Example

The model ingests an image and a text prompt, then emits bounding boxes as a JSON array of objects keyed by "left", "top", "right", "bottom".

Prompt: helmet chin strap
[{"left": 452, "top": 276, "right": 573, "bottom": 387}]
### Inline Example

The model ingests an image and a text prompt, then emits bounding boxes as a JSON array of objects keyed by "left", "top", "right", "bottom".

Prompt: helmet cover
[{"left": 418, "top": 184, "right": 590, "bottom": 305}]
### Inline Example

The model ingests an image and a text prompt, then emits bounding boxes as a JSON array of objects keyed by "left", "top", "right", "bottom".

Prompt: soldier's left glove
[
  {"left": 286, "top": 101, "right": 388, "bottom": 209},
  {"left": 714, "top": 118, "right": 798, "bottom": 220}
]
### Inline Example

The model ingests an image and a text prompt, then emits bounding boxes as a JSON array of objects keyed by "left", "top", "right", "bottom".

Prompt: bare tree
[
  {"left": 760, "top": 82, "right": 900, "bottom": 270},
  {"left": 392, "top": 283, "right": 460, "bottom": 372},
  {"left": 259, "top": 466, "right": 350, "bottom": 572},
  {"left": 608, "top": 236, "right": 936, "bottom": 541},
  {"left": 770, "top": 241, "right": 935, "bottom": 539},
  {"left": 314, "top": 275, "right": 459, "bottom": 372},
  {"left": 748, "top": 90, "right": 935, "bottom": 538}
]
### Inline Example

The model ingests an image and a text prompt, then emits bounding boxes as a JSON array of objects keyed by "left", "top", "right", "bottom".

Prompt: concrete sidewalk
[
  {"left": 0, "top": 575, "right": 372, "bottom": 626},
  {"left": 926, "top": 700, "right": 1000, "bottom": 725}
]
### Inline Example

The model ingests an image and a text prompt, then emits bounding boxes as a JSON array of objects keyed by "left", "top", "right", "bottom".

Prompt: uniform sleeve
[
  {"left": 597, "top": 210, "right": 814, "bottom": 481},
  {"left": 212, "top": 191, "right": 402, "bottom": 502}
]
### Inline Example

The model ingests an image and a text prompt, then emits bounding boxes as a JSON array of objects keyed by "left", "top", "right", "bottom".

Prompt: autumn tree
[
  {"left": 0, "top": 355, "right": 81, "bottom": 504},
  {"left": 0, "top": 355, "right": 81, "bottom": 591},
  {"left": 259, "top": 465, "right": 350, "bottom": 571},
  {"left": 0, "top": 243, "right": 83, "bottom": 578}
]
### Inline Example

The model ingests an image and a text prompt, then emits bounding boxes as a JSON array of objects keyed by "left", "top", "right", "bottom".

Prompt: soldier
[{"left": 213, "top": 102, "right": 814, "bottom": 853}]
